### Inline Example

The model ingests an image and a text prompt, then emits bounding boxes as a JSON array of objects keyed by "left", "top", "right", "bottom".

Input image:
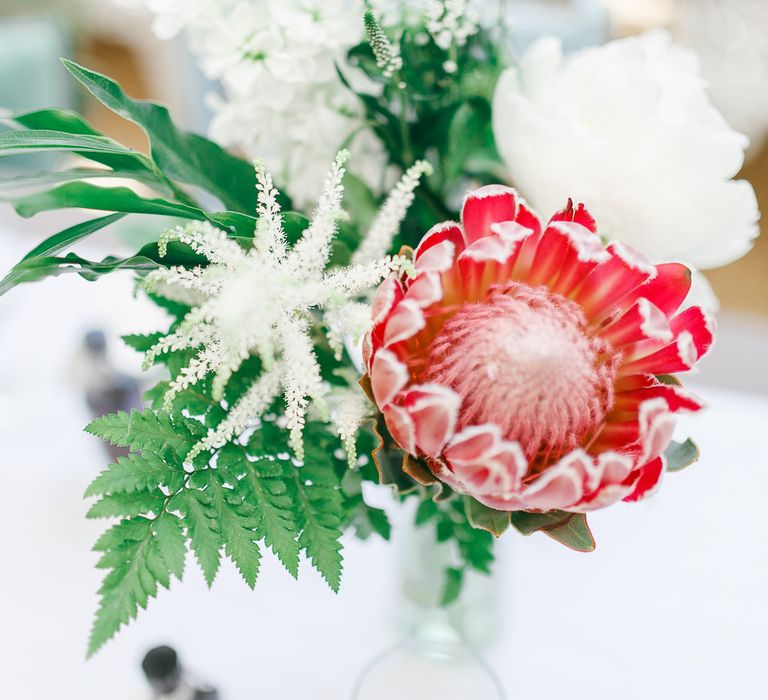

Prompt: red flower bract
[{"left": 364, "top": 185, "right": 714, "bottom": 512}]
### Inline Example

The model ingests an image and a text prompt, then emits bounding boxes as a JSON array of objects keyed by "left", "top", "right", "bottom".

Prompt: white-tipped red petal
[
  {"left": 621, "top": 330, "right": 699, "bottom": 375},
  {"left": 461, "top": 185, "right": 522, "bottom": 244},
  {"left": 403, "top": 383, "right": 461, "bottom": 458},
  {"left": 404, "top": 271, "right": 443, "bottom": 309},
  {"left": 521, "top": 455, "right": 584, "bottom": 510},
  {"left": 370, "top": 348, "right": 409, "bottom": 408},
  {"left": 383, "top": 299, "right": 426, "bottom": 346},
  {"left": 636, "top": 263, "right": 692, "bottom": 316},
  {"left": 444, "top": 424, "right": 526, "bottom": 496},
  {"left": 383, "top": 403, "right": 416, "bottom": 455},
  {"left": 616, "top": 383, "right": 705, "bottom": 414},
  {"left": 444, "top": 424, "right": 502, "bottom": 463},
  {"left": 638, "top": 398, "right": 676, "bottom": 464},
  {"left": 670, "top": 306, "right": 715, "bottom": 360},
  {"left": 414, "top": 239, "right": 456, "bottom": 273},
  {"left": 549, "top": 200, "right": 598, "bottom": 233},
  {"left": 371, "top": 276, "right": 404, "bottom": 326},
  {"left": 575, "top": 241, "right": 656, "bottom": 319},
  {"left": 623, "top": 457, "right": 665, "bottom": 503},
  {"left": 527, "top": 220, "right": 607, "bottom": 287},
  {"left": 414, "top": 222, "right": 465, "bottom": 262},
  {"left": 602, "top": 297, "right": 673, "bottom": 348},
  {"left": 457, "top": 232, "right": 524, "bottom": 299}
]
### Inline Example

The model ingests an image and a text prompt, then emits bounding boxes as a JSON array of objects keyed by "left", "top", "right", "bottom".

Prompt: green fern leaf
[
  {"left": 242, "top": 458, "right": 301, "bottom": 578},
  {"left": 85, "top": 452, "right": 184, "bottom": 497},
  {"left": 180, "top": 487, "right": 222, "bottom": 587},
  {"left": 85, "top": 409, "right": 193, "bottom": 455},
  {"left": 295, "top": 457, "right": 344, "bottom": 592},
  {"left": 87, "top": 511, "right": 183, "bottom": 657},
  {"left": 86, "top": 490, "right": 166, "bottom": 519},
  {"left": 121, "top": 332, "right": 163, "bottom": 352},
  {"left": 209, "top": 475, "right": 263, "bottom": 588}
]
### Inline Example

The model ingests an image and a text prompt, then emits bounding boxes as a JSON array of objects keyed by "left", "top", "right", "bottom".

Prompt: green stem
[{"left": 398, "top": 82, "right": 414, "bottom": 167}]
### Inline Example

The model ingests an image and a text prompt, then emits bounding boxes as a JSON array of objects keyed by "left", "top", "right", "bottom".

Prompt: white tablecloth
[{"left": 1, "top": 217, "right": 767, "bottom": 699}]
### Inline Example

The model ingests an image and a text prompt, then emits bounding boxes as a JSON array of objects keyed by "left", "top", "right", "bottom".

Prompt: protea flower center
[{"left": 425, "top": 283, "right": 618, "bottom": 461}]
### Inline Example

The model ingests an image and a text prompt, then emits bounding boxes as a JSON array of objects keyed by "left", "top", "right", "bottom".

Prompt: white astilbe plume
[
  {"left": 325, "top": 302, "right": 374, "bottom": 361},
  {"left": 143, "top": 154, "right": 415, "bottom": 461},
  {"left": 329, "top": 388, "right": 372, "bottom": 467},
  {"left": 353, "top": 160, "right": 433, "bottom": 264},
  {"left": 194, "top": 366, "right": 283, "bottom": 456},
  {"left": 426, "top": 0, "right": 479, "bottom": 50}
]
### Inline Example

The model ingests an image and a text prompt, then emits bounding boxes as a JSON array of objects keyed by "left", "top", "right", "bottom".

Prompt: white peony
[{"left": 492, "top": 31, "right": 760, "bottom": 270}]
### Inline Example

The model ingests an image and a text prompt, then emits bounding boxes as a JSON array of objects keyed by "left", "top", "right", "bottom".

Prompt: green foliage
[
  {"left": 86, "top": 409, "right": 194, "bottom": 456},
  {"left": 413, "top": 493, "right": 496, "bottom": 604},
  {"left": 62, "top": 60, "right": 256, "bottom": 213},
  {"left": 83, "top": 370, "right": 384, "bottom": 656},
  {"left": 665, "top": 438, "right": 700, "bottom": 473},
  {"left": 0, "top": 61, "right": 261, "bottom": 297},
  {"left": 465, "top": 497, "right": 511, "bottom": 537},
  {"left": 511, "top": 511, "right": 595, "bottom": 552},
  {"left": 344, "top": 25, "right": 507, "bottom": 249}
]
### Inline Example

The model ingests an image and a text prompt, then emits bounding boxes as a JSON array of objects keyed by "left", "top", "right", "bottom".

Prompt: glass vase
[{"left": 350, "top": 502, "right": 506, "bottom": 699}]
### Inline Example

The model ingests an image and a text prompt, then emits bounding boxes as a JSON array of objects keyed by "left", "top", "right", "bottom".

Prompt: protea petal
[
  {"left": 404, "top": 383, "right": 461, "bottom": 458},
  {"left": 414, "top": 222, "right": 465, "bottom": 262},
  {"left": 370, "top": 349, "right": 408, "bottom": 408},
  {"left": 549, "top": 198, "right": 598, "bottom": 233},
  {"left": 462, "top": 185, "right": 523, "bottom": 244},
  {"left": 383, "top": 299, "right": 426, "bottom": 346},
  {"left": 575, "top": 241, "right": 656, "bottom": 319},
  {"left": 623, "top": 457, "right": 665, "bottom": 503},
  {"left": 383, "top": 403, "right": 416, "bottom": 455},
  {"left": 637, "top": 263, "right": 692, "bottom": 316},
  {"left": 521, "top": 457, "right": 584, "bottom": 510}
]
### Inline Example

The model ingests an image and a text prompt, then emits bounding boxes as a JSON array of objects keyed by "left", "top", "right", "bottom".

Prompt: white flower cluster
[
  {"left": 145, "top": 0, "right": 383, "bottom": 208},
  {"left": 425, "top": 0, "right": 479, "bottom": 50},
  {"left": 143, "top": 153, "right": 423, "bottom": 464}
]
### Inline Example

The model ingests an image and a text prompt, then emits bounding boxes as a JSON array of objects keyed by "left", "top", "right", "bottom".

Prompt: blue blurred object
[
  {"left": 504, "top": 0, "right": 610, "bottom": 55},
  {"left": 0, "top": 14, "right": 74, "bottom": 173}
]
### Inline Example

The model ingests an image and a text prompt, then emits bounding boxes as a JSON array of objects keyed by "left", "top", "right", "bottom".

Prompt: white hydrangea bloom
[
  {"left": 492, "top": 31, "right": 760, "bottom": 270},
  {"left": 145, "top": 0, "right": 388, "bottom": 208},
  {"left": 144, "top": 153, "right": 412, "bottom": 460}
]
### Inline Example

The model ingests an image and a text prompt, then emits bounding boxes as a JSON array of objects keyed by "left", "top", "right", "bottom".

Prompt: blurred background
[{"left": 1, "top": 1, "right": 766, "bottom": 699}]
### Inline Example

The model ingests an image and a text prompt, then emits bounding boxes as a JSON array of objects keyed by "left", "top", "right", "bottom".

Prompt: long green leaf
[
  {"left": 7, "top": 181, "right": 256, "bottom": 235},
  {"left": 12, "top": 108, "right": 156, "bottom": 175},
  {"left": 10, "top": 181, "right": 202, "bottom": 219},
  {"left": 1, "top": 241, "right": 205, "bottom": 294},
  {"left": 0, "top": 168, "right": 166, "bottom": 197},
  {"left": 21, "top": 213, "right": 125, "bottom": 262},
  {"left": 0, "top": 214, "right": 124, "bottom": 296},
  {"left": 0, "top": 129, "right": 143, "bottom": 158},
  {"left": 62, "top": 59, "right": 256, "bottom": 213}
]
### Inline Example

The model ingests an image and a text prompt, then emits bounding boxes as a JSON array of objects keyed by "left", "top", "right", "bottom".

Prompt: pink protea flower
[{"left": 363, "top": 186, "right": 714, "bottom": 513}]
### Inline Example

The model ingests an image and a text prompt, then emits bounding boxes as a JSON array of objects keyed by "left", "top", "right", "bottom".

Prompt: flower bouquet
[{"left": 0, "top": 0, "right": 759, "bottom": 662}]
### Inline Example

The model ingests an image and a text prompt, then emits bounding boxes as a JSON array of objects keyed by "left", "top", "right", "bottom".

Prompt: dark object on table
[
  {"left": 82, "top": 330, "right": 142, "bottom": 461},
  {"left": 142, "top": 645, "right": 221, "bottom": 700}
]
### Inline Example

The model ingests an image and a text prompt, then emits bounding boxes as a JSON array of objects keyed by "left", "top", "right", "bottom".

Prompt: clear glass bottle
[{"left": 351, "top": 503, "right": 506, "bottom": 699}]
